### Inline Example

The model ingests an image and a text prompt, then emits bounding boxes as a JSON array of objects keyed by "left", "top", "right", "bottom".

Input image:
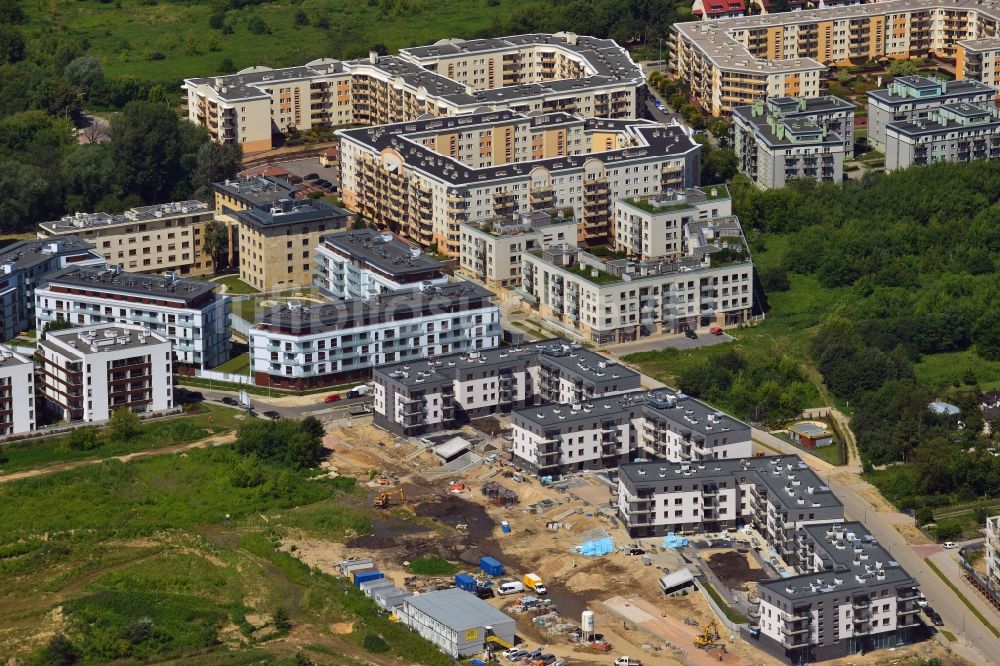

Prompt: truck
[
  {"left": 347, "top": 384, "right": 370, "bottom": 398},
  {"left": 614, "top": 658, "right": 642, "bottom": 666},
  {"left": 522, "top": 573, "right": 547, "bottom": 594}
]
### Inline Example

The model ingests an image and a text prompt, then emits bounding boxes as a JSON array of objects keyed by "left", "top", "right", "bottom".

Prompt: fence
[
  {"left": 958, "top": 543, "right": 1000, "bottom": 614},
  {"left": 194, "top": 369, "right": 254, "bottom": 385},
  {"left": 0, "top": 406, "right": 184, "bottom": 445}
]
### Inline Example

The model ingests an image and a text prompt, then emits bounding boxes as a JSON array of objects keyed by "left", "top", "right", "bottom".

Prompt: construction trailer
[{"left": 399, "top": 587, "right": 516, "bottom": 657}]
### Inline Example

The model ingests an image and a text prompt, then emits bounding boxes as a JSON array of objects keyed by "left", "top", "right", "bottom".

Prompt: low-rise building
[
  {"left": 0, "top": 237, "right": 105, "bottom": 342},
  {"left": 460, "top": 210, "right": 577, "bottom": 289},
  {"left": 39, "top": 201, "right": 217, "bottom": 277},
  {"left": 0, "top": 345, "right": 35, "bottom": 435},
  {"left": 867, "top": 76, "right": 996, "bottom": 150},
  {"left": 34, "top": 265, "right": 231, "bottom": 371},
  {"left": 36, "top": 324, "right": 173, "bottom": 422},
  {"left": 373, "top": 339, "right": 640, "bottom": 436},
  {"left": 513, "top": 387, "right": 752, "bottom": 475},
  {"left": 519, "top": 217, "right": 753, "bottom": 343},
  {"left": 751, "top": 522, "right": 923, "bottom": 664},
  {"left": 613, "top": 185, "right": 732, "bottom": 261},
  {"left": 399, "top": 587, "right": 516, "bottom": 658},
  {"left": 884, "top": 101, "right": 1000, "bottom": 171},
  {"left": 314, "top": 229, "right": 446, "bottom": 300},
  {"left": 250, "top": 281, "right": 499, "bottom": 389},
  {"left": 234, "top": 198, "right": 352, "bottom": 292},
  {"left": 733, "top": 96, "right": 852, "bottom": 189}
]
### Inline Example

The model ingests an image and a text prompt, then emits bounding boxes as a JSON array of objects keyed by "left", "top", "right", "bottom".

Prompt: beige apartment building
[
  {"left": 39, "top": 201, "right": 217, "bottom": 277},
  {"left": 182, "top": 33, "right": 646, "bottom": 152},
  {"left": 673, "top": 0, "right": 1000, "bottom": 116}
]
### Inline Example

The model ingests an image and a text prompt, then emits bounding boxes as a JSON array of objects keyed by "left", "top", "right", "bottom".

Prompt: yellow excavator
[
  {"left": 374, "top": 488, "right": 405, "bottom": 509},
  {"left": 693, "top": 621, "right": 721, "bottom": 649}
]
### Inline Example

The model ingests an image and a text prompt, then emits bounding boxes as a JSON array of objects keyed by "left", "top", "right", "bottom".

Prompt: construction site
[{"left": 286, "top": 417, "right": 962, "bottom": 666}]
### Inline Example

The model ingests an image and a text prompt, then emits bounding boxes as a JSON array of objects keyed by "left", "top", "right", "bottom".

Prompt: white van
[
  {"left": 943, "top": 541, "right": 958, "bottom": 549},
  {"left": 497, "top": 581, "right": 525, "bottom": 595}
]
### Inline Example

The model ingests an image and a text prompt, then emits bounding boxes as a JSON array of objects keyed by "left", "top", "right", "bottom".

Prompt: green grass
[
  {"left": 214, "top": 275, "right": 259, "bottom": 295},
  {"left": 698, "top": 579, "right": 748, "bottom": 624},
  {"left": 913, "top": 350, "right": 1000, "bottom": 393},
  {"left": 0, "top": 404, "right": 239, "bottom": 475},
  {"left": 214, "top": 352, "right": 250, "bottom": 375},
  {"left": 24, "top": 0, "right": 539, "bottom": 83},
  {"left": 925, "top": 557, "right": 1000, "bottom": 638},
  {"left": 568, "top": 264, "right": 620, "bottom": 285},
  {"left": 941, "top": 629, "right": 957, "bottom": 642},
  {"left": 775, "top": 435, "right": 846, "bottom": 466},
  {"left": 408, "top": 555, "right": 458, "bottom": 576}
]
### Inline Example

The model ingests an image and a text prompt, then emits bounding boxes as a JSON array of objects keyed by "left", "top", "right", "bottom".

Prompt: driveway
[{"left": 602, "top": 333, "right": 733, "bottom": 356}]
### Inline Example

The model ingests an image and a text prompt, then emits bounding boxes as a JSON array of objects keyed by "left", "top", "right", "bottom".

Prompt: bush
[
  {"left": 362, "top": 632, "right": 390, "bottom": 653},
  {"left": 408, "top": 555, "right": 457, "bottom": 575},
  {"left": 272, "top": 606, "right": 292, "bottom": 632},
  {"left": 108, "top": 408, "right": 141, "bottom": 442},
  {"left": 234, "top": 417, "right": 325, "bottom": 469},
  {"left": 67, "top": 426, "right": 100, "bottom": 451},
  {"left": 247, "top": 16, "right": 271, "bottom": 35}
]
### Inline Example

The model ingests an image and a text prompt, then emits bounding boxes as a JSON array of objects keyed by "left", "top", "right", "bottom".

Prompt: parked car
[
  {"left": 916, "top": 594, "right": 928, "bottom": 608},
  {"left": 304, "top": 173, "right": 319, "bottom": 180},
  {"left": 475, "top": 586, "right": 495, "bottom": 599},
  {"left": 684, "top": 329, "right": 697, "bottom": 339},
  {"left": 709, "top": 326, "right": 723, "bottom": 335},
  {"left": 943, "top": 541, "right": 958, "bottom": 549},
  {"left": 931, "top": 612, "right": 944, "bottom": 627},
  {"left": 539, "top": 654, "right": 556, "bottom": 665},
  {"left": 922, "top": 605, "right": 935, "bottom": 617},
  {"left": 497, "top": 581, "right": 524, "bottom": 595},
  {"left": 324, "top": 393, "right": 342, "bottom": 403},
  {"left": 262, "top": 410, "right": 281, "bottom": 420},
  {"left": 221, "top": 396, "right": 238, "bottom": 406}
]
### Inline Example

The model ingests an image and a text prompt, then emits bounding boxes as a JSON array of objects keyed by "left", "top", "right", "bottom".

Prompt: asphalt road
[
  {"left": 603, "top": 332, "right": 734, "bottom": 355},
  {"left": 187, "top": 386, "right": 371, "bottom": 421}
]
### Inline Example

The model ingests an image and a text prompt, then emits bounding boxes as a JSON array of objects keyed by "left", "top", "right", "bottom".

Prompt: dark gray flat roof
[
  {"left": 40, "top": 265, "right": 219, "bottom": 304},
  {"left": 516, "top": 390, "right": 648, "bottom": 428},
  {"left": 642, "top": 388, "right": 749, "bottom": 437},
  {"left": 41, "top": 201, "right": 210, "bottom": 234},
  {"left": 321, "top": 230, "right": 444, "bottom": 277},
  {"left": 403, "top": 587, "right": 513, "bottom": 630},
  {"left": 867, "top": 77, "right": 995, "bottom": 106},
  {"left": 213, "top": 176, "right": 298, "bottom": 207},
  {"left": 40, "top": 324, "right": 169, "bottom": 358},
  {"left": 234, "top": 199, "right": 351, "bottom": 230},
  {"left": 0, "top": 237, "right": 100, "bottom": 272},
  {"left": 733, "top": 106, "right": 844, "bottom": 149}
]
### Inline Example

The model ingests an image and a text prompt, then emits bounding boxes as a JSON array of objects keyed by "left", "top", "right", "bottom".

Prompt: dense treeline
[{"left": 0, "top": 0, "right": 241, "bottom": 231}]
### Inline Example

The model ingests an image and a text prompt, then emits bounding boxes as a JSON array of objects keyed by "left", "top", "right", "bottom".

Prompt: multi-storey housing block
[
  {"left": 613, "top": 185, "right": 733, "bottom": 260},
  {"left": 34, "top": 265, "right": 231, "bottom": 371},
  {"left": 249, "top": 281, "right": 499, "bottom": 389},
  {"left": 692, "top": 0, "right": 806, "bottom": 20},
  {"left": 988, "top": 515, "right": 1000, "bottom": 592},
  {"left": 459, "top": 210, "right": 577, "bottom": 289},
  {"left": 314, "top": 229, "right": 446, "bottom": 300},
  {"left": 0, "top": 237, "right": 105, "bottom": 342},
  {"left": 867, "top": 75, "right": 996, "bottom": 149},
  {"left": 212, "top": 175, "right": 302, "bottom": 269},
  {"left": 233, "top": 198, "right": 352, "bottom": 292},
  {"left": 957, "top": 36, "right": 1000, "bottom": 88},
  {"left": 0, "top": 345, "right": 35, "bottom": 435},
  {"left": 373, "top": 339, "right": 641, "bottom": 436},
  {"left": 337, "top": 109, "right": 700, "bottom": 255},
  {"left": 39, "top": 201, "right": 218, "bottom": 277},
  {"left": 672, "top": 0, "right": 1000, "bottom": 117},
  {"left": 751, "top": 522, "right": 923, "bottom": 664},
  {"left": 183, "top": 33, "right": 646, "bottom": 152},
  {"left": 733, "top": 96, "right": 853, "bottom": 188},
  {"left": 514, "top": 388, "right": 753, "bottom": 475},
  {"left": 519, "top": 217, "right": 753, "bottom": 343},
  {"left": 884, "top": 99, "right": 1000, "bottom": 169},
  {"left": 37, "top": 324, "right": 173, "bottom": 422}
]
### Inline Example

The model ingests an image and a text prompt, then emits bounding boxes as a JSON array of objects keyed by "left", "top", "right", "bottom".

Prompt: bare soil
[{"left": 705, "top": 551, "right": 770, "bottom": 592}]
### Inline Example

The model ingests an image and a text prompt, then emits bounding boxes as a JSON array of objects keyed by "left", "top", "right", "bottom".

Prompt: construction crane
[
  {"left": 374, "top": 488, "right": 405, "bottom": 509},
  {"left": 693, "top": 620, "right": 721, "bottom": 649}
]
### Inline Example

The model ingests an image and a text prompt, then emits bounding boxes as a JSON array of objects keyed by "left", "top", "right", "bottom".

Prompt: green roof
[{"left": 567, "top": 264, "right": 620, "bottom": 285}]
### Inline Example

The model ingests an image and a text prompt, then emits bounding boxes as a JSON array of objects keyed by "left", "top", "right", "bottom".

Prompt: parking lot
[{"left": 241, "top": 156, "right": 339, "bottom": 195}]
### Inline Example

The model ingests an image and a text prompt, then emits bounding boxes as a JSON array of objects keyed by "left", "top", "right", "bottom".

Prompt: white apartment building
[
  {"left": 38, "top": 201, "right": 218, "bottom": 277},
  {"left": 314, "top": 229, "right": 447, "bottom": 300},
  {"left": 613, "top": 186, "right": 733, "bottom": 260},
  {"left": 36, "top": 324, "right": 173, "bottom": 422},
  {"left": 511, "top": 387, "right": 753, "bottom": 475},
  {"left": 182, "top": 33, "right": 646, "bottom": 152},
  {"left": 459, "top": 210, "right": 577, "bottom": 289},
  {"left": 988, "top": 515, "right": 1000, "bottom": 592},
  {"left": 337, "top": 109, "right": 700, "bottom": 255},
  {"left": 249, "top": 281, "right": 499, "bottom": 389},
  {"left": 34, "top": 265, "right": 231, "bottom": 370},
  {"left": 520, "top": 217, "right": 753, "bottom": 343},
  {"left": 0, "top": 345, "right": 35, "bottom": 435}
]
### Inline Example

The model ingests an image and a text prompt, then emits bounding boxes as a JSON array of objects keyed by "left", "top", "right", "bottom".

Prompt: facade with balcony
[
  {"left": 988, "top": 515, "right": 1000, "bottom": 592},
  {"left": 883, "top": 99, "right": 1000, "bottom": 170},
  {"left": 34, "top": 265, "right": 230, "bottom": 371},
  {"left": 613, "top": 185, "right": 733, "bottom": 261},
  {"left": 37, "top": 325, "right": 173, "bottom": 423},
  {"left": 0, "top": 345, "right": 35, "bottom": 435}
]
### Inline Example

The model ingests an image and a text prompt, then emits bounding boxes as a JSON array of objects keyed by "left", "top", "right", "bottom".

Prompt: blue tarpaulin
[
  {"left": 662, "top": 532, "right": 689, "bottom": 548},
  {"left": 574, "top": 536, "right": 614, "bottom": 557}
]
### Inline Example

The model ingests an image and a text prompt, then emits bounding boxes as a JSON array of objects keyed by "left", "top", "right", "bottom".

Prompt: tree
[
  {"left": 273, "top": 606, "right": 292, "bottom": 632},
  {"left": 0, "top": 25, "right": 25, "bottom": 64},
  {"left": 208, "top": 11, "right": 226, "bottom": 30},
  {"left": 300, "top": 415, "right": 326, "bottom": 441},
  {"left": 64, "top": 55, "right": 104, "bottom": 93},
  {"left": 701, "top": 147, "right": 737, "bottom": 184},
  {"left": 915, "top": 506, "right": 934, "bottom": 526},
  {"left": 974, "top": 306, "right": 1000, "bottom": 361},
  {"left": 67, "top": 426, "right": 99, "bottom": 451},
  {"left": 219, "top": 57, "right": 235, "bottom": 72},
  {"left": 293, "top": 9, "right": 309, "bottom": 26},
  {"left": 191, "top": 140, "right": 242, "bottom": 195},
  {"left": 889, "top": 59, "right": 919, "bottom": 77},
  {"left": 201, "top": 220, "right": 228, "bottom": 272},
  {"left": 108, "top": 407, "right": 141, "bottom": 441},
  {"left": 247, "top": 16, "right": 271, "bottom": 35},
  {"left": 0, "top": 0, "right": 26, "bottom": 24},
  {"left": 33, "top": 634, "right": 79, "bottom": 666},
  {"left": 109, "top": 101, "right": 184, "bottom": 203},
  {"left": 61, "top": 143, "right": 119, "bottom": 212},
  {"left": 0, "top": 160, "right": 62, "bottom": 231},
  {"left": 759, "top": 265, "right": 790, "bottom": 292}
]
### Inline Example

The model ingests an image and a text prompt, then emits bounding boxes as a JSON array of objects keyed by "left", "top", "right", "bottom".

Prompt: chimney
[{"left": 369, "top": 51, "right": 378, "bottom": 64}]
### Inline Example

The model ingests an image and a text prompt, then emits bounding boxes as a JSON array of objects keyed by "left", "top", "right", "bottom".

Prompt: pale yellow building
[{"left": 38, "top": 201, "right": 217, "bottom": 277}]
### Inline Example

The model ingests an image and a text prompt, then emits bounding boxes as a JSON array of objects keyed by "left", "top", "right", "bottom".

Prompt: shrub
[
  {"left": 67, "top": 426, "right": 100, "bottom": 451},
  {"left": 408, "top": 555, "right": 457, "bottom": 575},
  {"left": 108, "top": 408, "right": 141, "bottom": 442},
  {"left": 362, "top": 632, "right": 390, "bottom": 653}
]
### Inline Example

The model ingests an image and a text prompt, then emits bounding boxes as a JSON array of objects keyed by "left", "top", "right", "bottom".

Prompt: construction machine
[
  {"left": 374, "top": 487, "right": 405, "bottom": 509},
  {"left": 693, "top": 621, "right": 721, "bottom": 649}
]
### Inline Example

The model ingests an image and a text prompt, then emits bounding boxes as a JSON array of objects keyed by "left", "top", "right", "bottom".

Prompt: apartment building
[
  {"left": 314, "top": 229, "right": 446, "bottom": 300},
  {"left": 37, "top": 324, "right": 173, "bottom": 422},
  {"left": 957, "top": 37, "right": 1000, "bottom": 88},
  {"left": 867, "top": 75, "right": 996, "bottom": 149},
  {"left": 733, "top": 97, "right": 851, "bottom": 188},
  {"left": 459, "top": 210, "right": 577, "bottom": 289},
  {"left": 337, "top": 109, "right": 700, "bottom": 255},
  {"left": 212, "top": 175, "right": 302, "bottom": 268},
  {"left": 751, "top": 522, "right": 923, "bottom": 664},
  {"left": 0, "top": 237, "right": 105, "bottom": 342},
  {"left": 233, "top": 198, "right": 352, "bottom": 292},
  {"left": 617, "top": 455, "right": 841, "bottom": 542},
  {"left": 39, "top": 201, "right": 218, "bottom": 277},
  {"left": 672, "top": 0, "right": 1000, "bottom": 116},
  {"left": 988, "top": 516, "right": 1000, "bottom": 593},
  {"left": 249, "top": 281, "right": 499, "bottom": 389},
  {"left": 0, "top": 345, "right": 35, "bottom": 435},
  {"left": 692, "top": 0, "right": 805, "bottom": 20},
  {"left": 613, "top": 185, "right": 733, "bottom": 260},
  {"left": 884, "top": 99, "right": 1000, "bottom": 169},
  {"left": 183, "top": 33, "right": 646, "bottom": 152},
  {"left": 514, "top": 388, "right": 752, "bottom": 475},
  {"left": 34, "top": 265, "right": 231, "bottom": 370},
  {"left": 373, "top": 339, "right": 641, "bottom": 436},
  {"left": 519, "top": 218, "right": 753, "bottom": 343}
]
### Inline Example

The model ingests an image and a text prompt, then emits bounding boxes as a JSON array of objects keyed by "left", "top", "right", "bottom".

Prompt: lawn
[
  {"left": 913, "top": 350, "right": 1000, "bottom": 393},
  {"left": 773, "top": 434, "right": 846, "bottom": 466},
  {"left": 0, "top": 404, "right": 240, "bottom": 475},
  {"left": 24, "top": 0, "right": 538, "bottom": 83},
  {"left": 214, "top": 352, "right": 251, "bottom": 375},
  {"left": 214, "top": 275, "right": 259, "bottom": 295}
]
